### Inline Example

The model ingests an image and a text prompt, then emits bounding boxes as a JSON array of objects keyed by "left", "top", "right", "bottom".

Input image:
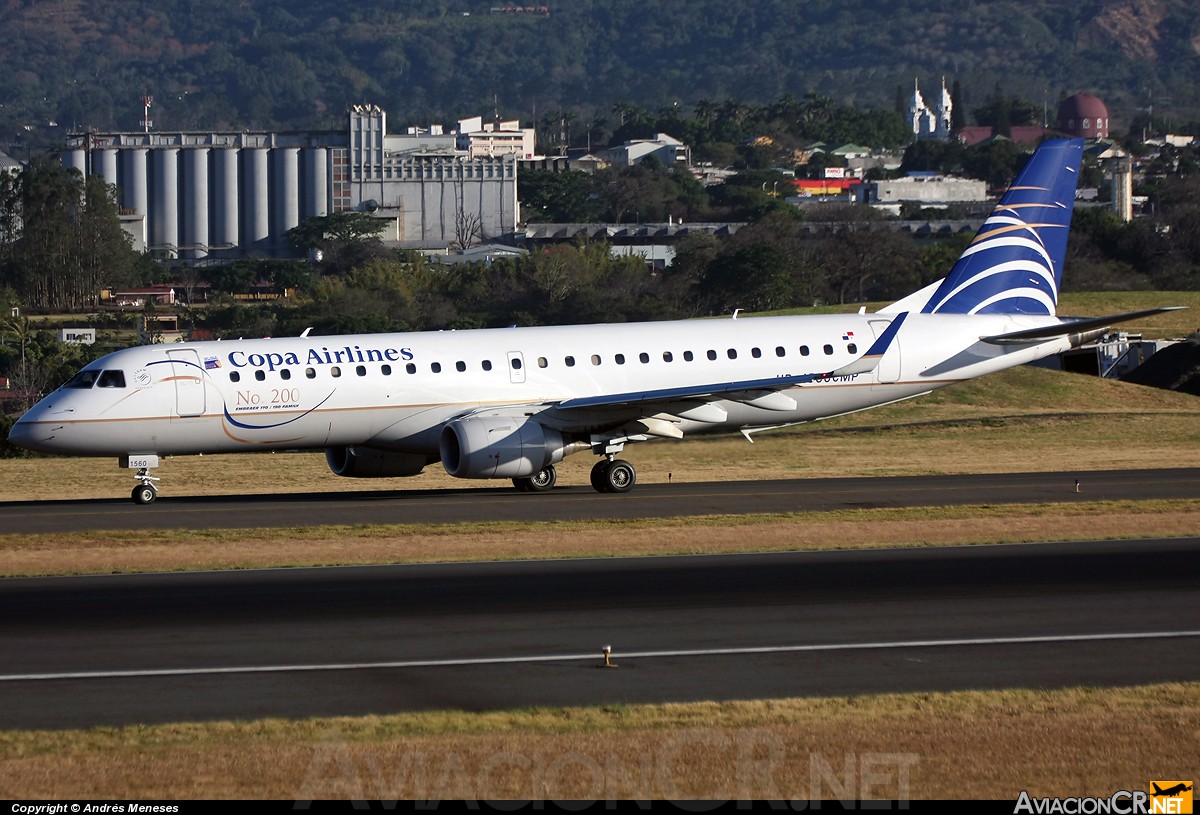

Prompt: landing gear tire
[
  {"left": 513, "top": 465, "right": 557, "bottom": 493},
  {"left": 591, "top": 459, "right": 636, "bottom": 494},
  {"left": 528, "top": 465, "right": 556, "bottom": 492},
  {"left": 131, "top": 484, "right": 158, "bottom": 505},
  {"left": 590, "top": 460, "right": 610, "bottom": 492}
]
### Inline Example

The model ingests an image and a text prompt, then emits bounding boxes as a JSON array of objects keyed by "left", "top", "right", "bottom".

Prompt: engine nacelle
[
  {"left": 440, "top": 416, "right": 567, "bottom": 479},
  {"left": 325, "top": 446, "right": 430, "bottom": 478}
]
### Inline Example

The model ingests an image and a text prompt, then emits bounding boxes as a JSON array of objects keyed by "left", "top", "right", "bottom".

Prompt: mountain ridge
[{"left": 1, "top": 0, "right": 1197, "bottom": 143}]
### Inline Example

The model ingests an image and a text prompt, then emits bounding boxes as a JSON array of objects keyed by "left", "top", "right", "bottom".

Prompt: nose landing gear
[
  {"left": 120, "top": 454, "right": 162, "bottom": 505},
  {"left": 131, "top": 469, "right": 160, "bottom": 504}
]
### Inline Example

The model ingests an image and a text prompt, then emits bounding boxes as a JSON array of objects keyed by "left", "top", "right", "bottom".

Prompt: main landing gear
[
  {"left": 590, "top": 458, "right": 636, "bottom": 494},
  {"left": 513, "top": 465, "right": 557, "bottom": 492},
  {"left": 510, "top": 458, "right": 638, "bottom": 494}
]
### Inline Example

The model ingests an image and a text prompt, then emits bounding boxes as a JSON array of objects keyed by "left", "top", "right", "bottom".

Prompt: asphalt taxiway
[
  {"left": 1, "top": 467, "right": 1198, "bottom": 533},
  {"left": 1, "top": 538, "right": 1197, "bottom": 729}
]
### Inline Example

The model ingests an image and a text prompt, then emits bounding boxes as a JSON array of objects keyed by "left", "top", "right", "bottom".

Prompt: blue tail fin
[{"left": 921, "top": 138, "right": 1084, "bottom": 316}]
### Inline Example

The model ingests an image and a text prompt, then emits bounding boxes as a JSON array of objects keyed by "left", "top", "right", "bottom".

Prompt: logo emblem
[{"left": 1150, "top": 782, "right": 1193, "bottom": 814}]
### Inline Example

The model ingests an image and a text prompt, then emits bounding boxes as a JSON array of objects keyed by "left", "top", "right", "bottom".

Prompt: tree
[
  {"left": 517, "top": 170, "right": 602, "bottom": 223},
  {"left": 950, "top": 79, "right": 966, "bottom": 133},
  {"left": 285, "top": 211, "right": 389, "bottom": 275},
  {"left": 453, "top": 209, "right": 483, "bottom": 251},
  {"left": 700, "top": 242, "right": 793, "bottom": 313},
  {"left": 286, "top": 211, "right": 387, "bottom": 251},
  {"left": 0, "top": 160, "right": 140, "bottom": 312}
]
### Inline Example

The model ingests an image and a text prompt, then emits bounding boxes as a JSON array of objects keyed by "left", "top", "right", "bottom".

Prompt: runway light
[{"left": 601, "top": 644, "right": 618, "bottom": 669}]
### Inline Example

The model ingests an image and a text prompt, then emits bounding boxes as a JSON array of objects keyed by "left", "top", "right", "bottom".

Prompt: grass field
[
  {"left": 1, "top": 332, "right": 1197, "bottom": 801},
  {"left": 2, "top": 684, "right": 1196, "bottom": 799}
]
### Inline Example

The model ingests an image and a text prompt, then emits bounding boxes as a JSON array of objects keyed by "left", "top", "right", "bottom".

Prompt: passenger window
[
  {"left": 456, "top": 361, "right": 466, "bottom": 372},
  {"left": 331, "top": 367, "right": 342, "bottom": 378},
  {"left": 727, "top": 349, "right": 737, "bottom": 360},
  {"left": 776, "top": 346, "right": 786, "bottom": 357},
  {"left": 254, "top": 370, "right": 266, "bottom": 382},
  {"left": 306, "top": 367, "right": 316, "bottom": 379},
  {"left": 751, "top": 347, "right": 762, "bottom": 359},
  {"left": 683, "top": 351, "right": 694, "bottom": 362},
  {"left": 510, "top": 357, "right": 522, "bottom": 370},
  {"left": 615, "top": 354, "right": 626, "bottom": 365},
  {"left": 356, "top": 365, "right": 366, "bottom": 376},
  {"left": 800, "top": 346, "right": 810, "bottom": 356},
  {"left": 537, "top": 358, "right": 547, "bottom": 369},
  {"left": 64, "top": 370, "right": 100, "bottom": 388},
  {"left": 280, "top": 369, "right": 292, "bottom": 381},
  {"left": 639, "top": 353, "right": 650, "bottom": 364},
  {"left": 591, "top": 354, "right": 601, "bottom": 366},
  {"left": 847, "top": 343, "right": 858, "bottom": 354},
  {"left": 707, "top": 350, "right": 717, "bottom": 361},
  {"left": 662, "top": 351, "right": 673, "bottom": 362},
  {"left": 431, "top": 362, "right": 442, "bottom": 373},
  {"left": 381, "top": 364, "right": 392, "bottom": 375},
  {"left": 483, "top": 360, "right": 493, "bottom": 371},
  {"left": 230, "top": 371, "right": 241, "bottom": 383},
  {"left": 96, "top": 370, "right": 126, "bottom": 388},
  {"left": 565, "top": 355, "right": 575, "bottom": 367},
  {"left": 823, "top": 344, "right": 834, "bottom": 355},
  {"left": 406, "top": 363, "right": 416, "bottom": 374}
]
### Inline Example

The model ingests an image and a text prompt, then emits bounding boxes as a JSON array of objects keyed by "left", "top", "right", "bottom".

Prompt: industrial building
[
  {"left": 62, "top": 105, "right": 520, "bottom": 262},
  {"left": 859, "top": 174, "right": 988, "bottom": 212}
]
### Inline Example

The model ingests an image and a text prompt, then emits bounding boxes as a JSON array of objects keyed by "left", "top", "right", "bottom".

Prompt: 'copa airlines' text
[{"left": 228, "top": 345, "right": 415, "bottom": 371}]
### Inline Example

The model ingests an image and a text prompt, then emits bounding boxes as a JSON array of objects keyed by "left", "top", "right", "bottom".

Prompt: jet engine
[
  {"left": 439, "top": 416, "right": 570, "bottom": 479},
  {"left": 325, "top": 446, "right": 431, "bottom": 478}
]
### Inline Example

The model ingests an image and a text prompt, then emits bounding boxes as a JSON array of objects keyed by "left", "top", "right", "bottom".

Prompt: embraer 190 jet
[{"left": 8, "top": 138, "right": 1179, "bottom": 503}]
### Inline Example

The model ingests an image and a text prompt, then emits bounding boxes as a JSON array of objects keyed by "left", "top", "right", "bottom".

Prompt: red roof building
[{"left": 1057, "top": 92, "right": 1110, "bottom": 139}]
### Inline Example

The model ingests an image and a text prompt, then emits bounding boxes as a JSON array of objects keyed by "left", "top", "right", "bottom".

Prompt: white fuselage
[{"left": 10, "top": 311, "right": 1068, "bottom": 463}]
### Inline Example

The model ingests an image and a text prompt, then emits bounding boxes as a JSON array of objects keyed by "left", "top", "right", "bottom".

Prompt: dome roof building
[{"left": 1057, "top": 93, "right": 1109, "bottom": 139}]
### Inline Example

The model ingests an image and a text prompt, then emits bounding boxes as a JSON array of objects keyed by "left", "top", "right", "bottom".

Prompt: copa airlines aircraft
[{"left": 7, "top": 138, "right": 1179, "bottom": 503}]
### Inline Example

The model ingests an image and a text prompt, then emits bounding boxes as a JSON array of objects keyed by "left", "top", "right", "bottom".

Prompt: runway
[
  {"left": 2, "top": 538, "right": 1197, "bottom": 729},
  {"left": 1, "top": 467, "right": 1199, "bottom": 533}
]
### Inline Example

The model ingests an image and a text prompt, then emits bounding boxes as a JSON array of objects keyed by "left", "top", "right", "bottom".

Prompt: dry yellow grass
[
  {"left": 2, "top": 683, "right": 1196, "bottom": 800},
  {"left": 2, "top": 500, "right": 1198, "bottom": 577}
]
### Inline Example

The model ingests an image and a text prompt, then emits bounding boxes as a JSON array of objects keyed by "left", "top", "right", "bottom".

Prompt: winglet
[{"left": 828, "top": 312, "right": 907, "bottom": 376}]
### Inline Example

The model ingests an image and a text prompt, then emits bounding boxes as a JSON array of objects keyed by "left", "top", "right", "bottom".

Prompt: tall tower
[
  {"left": 1111, "top": 155, "right": 1133, "bottom": 222},
  {"left": 936, "top": 77, "right": 953, "bottom": 139},
  {"left": 908, "top": 79, "right": 938, "bottom": 140}
]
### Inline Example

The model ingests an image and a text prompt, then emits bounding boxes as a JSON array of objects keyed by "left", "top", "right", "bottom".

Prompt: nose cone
[
  {"left": 7, "top": 415, "right": 42, "bottom": 452},
  {"left": 7, "top": 401, "right": 65, "bottom": 454}
]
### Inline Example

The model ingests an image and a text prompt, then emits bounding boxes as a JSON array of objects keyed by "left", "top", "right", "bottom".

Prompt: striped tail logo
[{"left": 922, "top": 138, "right": 1084, "bottom": 316}]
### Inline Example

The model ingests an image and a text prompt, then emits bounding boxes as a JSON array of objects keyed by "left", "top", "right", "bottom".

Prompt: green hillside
[{"left": 2, "top": 0, "right": 1198, "bottom": 146}]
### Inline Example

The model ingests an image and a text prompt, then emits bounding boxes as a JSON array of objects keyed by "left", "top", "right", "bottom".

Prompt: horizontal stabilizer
[{"left": 980, "top": 307, "right": 1185, "bottom": 345}]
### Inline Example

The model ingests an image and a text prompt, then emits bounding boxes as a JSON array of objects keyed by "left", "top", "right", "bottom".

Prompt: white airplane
[{"left": 8, "top": 138, "right": 1180, "bottom": 503}]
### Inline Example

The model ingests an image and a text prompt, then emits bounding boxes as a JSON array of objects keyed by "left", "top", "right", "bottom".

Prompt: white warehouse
[{"left": 62, "top": 105, "right": 519, "bottom": 262}]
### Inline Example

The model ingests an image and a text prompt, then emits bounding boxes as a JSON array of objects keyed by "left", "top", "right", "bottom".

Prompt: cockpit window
[
  {"left": 96, "top": 370, "right": 127, "bottom": 388},
  {"left": 63, "top": 370, "right": 101, "bottom": 389}
]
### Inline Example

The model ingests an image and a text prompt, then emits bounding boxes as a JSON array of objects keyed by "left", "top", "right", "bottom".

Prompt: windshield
[
  {"left": 63, "top": 369, "right": 101, "bottom": 389},
  {"left": 96, "top": 370, "right": 126, "bottom": 388}
]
